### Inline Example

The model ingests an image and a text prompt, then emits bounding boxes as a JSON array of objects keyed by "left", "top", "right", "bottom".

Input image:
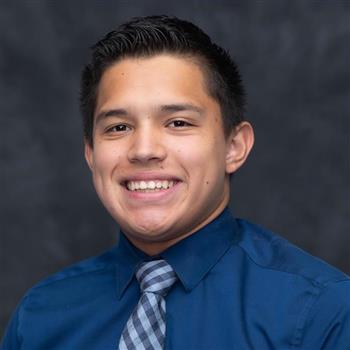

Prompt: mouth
[{"left": 123, "top": 179, "right": 179, "bottom": 192}]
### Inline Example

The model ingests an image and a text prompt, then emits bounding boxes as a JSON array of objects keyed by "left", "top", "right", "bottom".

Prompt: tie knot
[{"left": 136, "top": 259, "right": 177, "bottom": 296}]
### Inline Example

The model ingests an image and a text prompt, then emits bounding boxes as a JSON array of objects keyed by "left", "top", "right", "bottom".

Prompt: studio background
[{"left": 1, "top": 0, "right": 349, "bottom": 337}]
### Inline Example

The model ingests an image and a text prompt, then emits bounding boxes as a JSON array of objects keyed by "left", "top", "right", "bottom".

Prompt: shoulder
[
  {"left": 236, "top": 218, "right": 349, "bottom": 287},
  {"left": 35, "top": 246, "right": 117, "bottom": 287},
  {"left": 20, "top": 247, "right": 118, "bottom": 308},
  {"left": 235, "top": 219, "right": 350, "bottom": 348},
  {"left": 1, "top": 248, "right": 119, "bottom": 348}
]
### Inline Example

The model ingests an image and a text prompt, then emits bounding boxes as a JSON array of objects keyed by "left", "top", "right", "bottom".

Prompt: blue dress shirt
[{"left": 2, "top": 208, "right": 350, "bottom": 349}]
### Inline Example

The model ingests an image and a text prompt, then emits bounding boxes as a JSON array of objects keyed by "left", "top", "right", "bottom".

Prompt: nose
[{"left": 127, "top": 125, "right": 166, "bottom": 164}]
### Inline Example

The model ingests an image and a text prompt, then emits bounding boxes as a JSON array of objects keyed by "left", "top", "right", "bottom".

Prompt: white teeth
[
  {"left": 148, "top": 181, "right": 156, "bottom": 189},
  {"left": 156, "top": 181, "right": 162, "bottom": 189},
  {"left": 126, "top": 180, "right": 176, "bottom": 191}
]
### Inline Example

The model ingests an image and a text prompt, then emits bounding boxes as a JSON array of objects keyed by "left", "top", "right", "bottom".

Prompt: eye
[
  {"left": 167, "top": 120, "right": 192, "bottom": 128},
  {"left": 106, "top": 124, "right": 131, "bottom": 133}
]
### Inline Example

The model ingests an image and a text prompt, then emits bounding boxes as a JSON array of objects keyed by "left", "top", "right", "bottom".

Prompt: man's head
[
  {"left": 82, "top": 16, "right": 254, "bottom": 255},
  {"left": 81, "top": 15, "right": 246, "bottom": 147}
]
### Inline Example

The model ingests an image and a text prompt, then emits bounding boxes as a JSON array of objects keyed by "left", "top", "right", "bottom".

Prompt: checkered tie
[{"left": 118, "top": 259, "right": 177, "bottom": 350}]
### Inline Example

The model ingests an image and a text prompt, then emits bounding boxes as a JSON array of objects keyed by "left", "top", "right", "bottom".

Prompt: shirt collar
[
  {"left": 114, "top": 233, "right": 147, "bottom": 300},
  {"left": 161, "top": 208, "right": 239, "bottom": 291},
  {"left": 114, "top": 207, "right": 239, "bottom": 298}
]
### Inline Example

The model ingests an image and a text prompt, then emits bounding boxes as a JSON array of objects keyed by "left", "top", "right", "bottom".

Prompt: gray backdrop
[{"left": 1, "top": 0, "right": 349, "bottom": 337}]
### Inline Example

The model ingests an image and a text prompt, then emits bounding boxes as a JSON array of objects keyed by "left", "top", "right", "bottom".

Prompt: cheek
[
  {"left": 174, "top": 143, "right": 206, "bottom": 168},
  {"left": 174, "top": 137, "right": 225, "bottom": 176},
  {"left": 91, "top": 146, "right": 122, "bottom": 181}
]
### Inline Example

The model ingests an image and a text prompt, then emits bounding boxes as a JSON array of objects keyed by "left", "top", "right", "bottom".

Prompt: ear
[
  {"left": 84, "top": 141, "right": 94, "bottom": 171},
  {"left": 225, "top": 121, "right": 254, "bottom": 174}
]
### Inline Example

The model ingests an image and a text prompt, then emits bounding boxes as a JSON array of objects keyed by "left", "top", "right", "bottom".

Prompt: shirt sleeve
[
  {"left": 300, "top": 280, "right": 350, "bottom": 350},
  {"left": 1, "top": 306, "right": 21, "bottom": 350}
]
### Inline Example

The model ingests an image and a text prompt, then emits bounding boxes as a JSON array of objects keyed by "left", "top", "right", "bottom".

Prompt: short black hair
[{"left": 80, "top": 15, "right": 246, "bottom": 146}]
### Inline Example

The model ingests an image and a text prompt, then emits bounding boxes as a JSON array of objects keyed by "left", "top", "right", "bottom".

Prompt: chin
[{"left": 123, "top": 216, "right": 174, "bottom": 240}]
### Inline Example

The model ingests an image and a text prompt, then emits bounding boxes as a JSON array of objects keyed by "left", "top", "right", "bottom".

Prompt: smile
[{"left": 126, "top": 180, "right": 177, "bottom": 192}]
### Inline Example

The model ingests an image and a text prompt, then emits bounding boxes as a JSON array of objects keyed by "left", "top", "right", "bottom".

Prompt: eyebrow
[
  {"left": 160, "top": 103, "right": 204, "bottom": 116},
  {"left": 95, "top": 108, "right": 128, "bottom": 125},
  {"left": 95, "top": 103, "right": 204, "bottom": 124}
]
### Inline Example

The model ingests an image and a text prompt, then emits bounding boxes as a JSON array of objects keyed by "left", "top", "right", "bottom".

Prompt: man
[{"left": 2, "top": 15, "right": 349, "bottom": 349}]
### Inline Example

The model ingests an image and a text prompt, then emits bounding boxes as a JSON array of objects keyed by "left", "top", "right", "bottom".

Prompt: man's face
[{"left": 85, "top": 54, "right": 241, "bottom": 254}]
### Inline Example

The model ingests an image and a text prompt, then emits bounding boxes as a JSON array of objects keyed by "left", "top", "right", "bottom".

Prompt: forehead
[{"left": 95, "top": 54, "right": 216, "bottom": 112}]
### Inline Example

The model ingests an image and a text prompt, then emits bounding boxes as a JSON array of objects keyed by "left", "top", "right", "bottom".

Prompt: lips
[{"left": 119, "top": 173, "right": 182, "bottom": 202}]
